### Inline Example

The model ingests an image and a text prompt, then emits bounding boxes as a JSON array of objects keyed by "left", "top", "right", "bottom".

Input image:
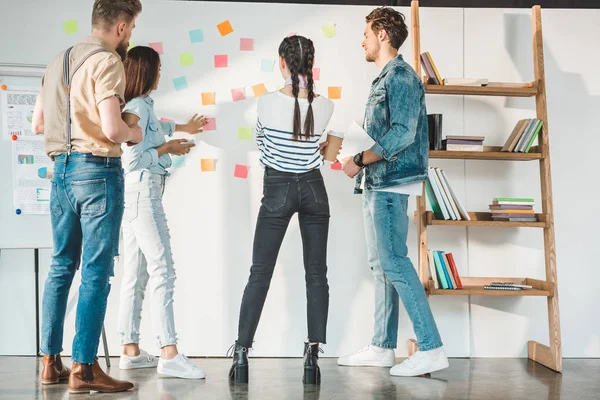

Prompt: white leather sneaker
[
  {"left": 158, "top": 354, "right": 206, "bottom": 379},
  {"left": 119, "top": 349, "right": 159, "bottom": 370},
  {"left": 389, "top": 348, "right": 449, "bottom": 377},
  {"left": 337, "top": 345, "right": 396, "bottom": 367}
]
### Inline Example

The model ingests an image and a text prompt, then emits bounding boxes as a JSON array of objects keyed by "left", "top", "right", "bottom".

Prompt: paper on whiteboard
[
  {"left": 12, "top": 137, "right": 52, "bottom": 214},
  {"left": 338, "top": 120, "right": 374, "bottom": 160},
  {"left": 1, "top": 86, "right": 39, "bottom": 140}
]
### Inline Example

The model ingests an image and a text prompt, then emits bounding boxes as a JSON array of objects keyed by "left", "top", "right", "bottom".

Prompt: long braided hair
[{"left": 278, "top": 35, "right": 315, "bottom": 141}]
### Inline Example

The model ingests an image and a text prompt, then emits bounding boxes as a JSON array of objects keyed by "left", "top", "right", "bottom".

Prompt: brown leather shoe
[
  {"left": 68, "top": 360, "right": 134, "bottom": 394},
  {"left": 41, "top": 354, "right": 71, "bottom": 385}
]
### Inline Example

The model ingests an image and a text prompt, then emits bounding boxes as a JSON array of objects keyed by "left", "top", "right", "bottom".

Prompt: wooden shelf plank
[
  {"left": 427, "top": 277, "right": 554, "bottom": 297},
  {"left": 430, "top": 146, "right": 543, "bottom": 161},
  {"left": 425, "top": 212, "right": 547, "bottom": 228},
  {"left": 425, "top": 82, "right": 538, "bottom": 97}
]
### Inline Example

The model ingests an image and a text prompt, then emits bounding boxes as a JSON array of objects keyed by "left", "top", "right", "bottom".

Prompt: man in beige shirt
[{"left": 31, "top": 0, "right": 143, "bottom": 394}]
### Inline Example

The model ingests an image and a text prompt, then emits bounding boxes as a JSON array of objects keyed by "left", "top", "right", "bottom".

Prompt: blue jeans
[
  {"left": 118, "top": 171, "right": 178, "bottom": 348},
  {"left": 41, "top": 153, "right": 124, "bottom": 364},
  {"left": 363, "top": 190, "right": 442, "bottom": 351}
]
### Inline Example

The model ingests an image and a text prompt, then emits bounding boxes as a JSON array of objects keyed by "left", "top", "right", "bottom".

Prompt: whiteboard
[{"left": 0, "top": 74, "right": 51, "bottom": 249}]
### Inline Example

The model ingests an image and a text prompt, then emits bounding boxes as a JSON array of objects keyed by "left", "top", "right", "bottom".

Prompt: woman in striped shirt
[{"left": 229, "top": 35, "right": 335, "bottom": 385}]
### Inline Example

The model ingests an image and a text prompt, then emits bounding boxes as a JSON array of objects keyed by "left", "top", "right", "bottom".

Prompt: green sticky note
[
  {"left": 321, "top": 23, "right": 336, "bottom": 38},
  {"left": 180, "top": 53, "right": 194, "bottom": 67},
  {"left": 63, "top": 20, "right": 79, "bottom": 35},
  {"left": 128, "top": 42, "right": 134, "bottom": 51},
  {"left": 238, "top": 127, "right": 252, "bottom": 140}
]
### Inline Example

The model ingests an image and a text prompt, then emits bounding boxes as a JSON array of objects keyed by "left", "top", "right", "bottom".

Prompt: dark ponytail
[{"left": 278, "top": 36, "right": 316, "bottom": 141}]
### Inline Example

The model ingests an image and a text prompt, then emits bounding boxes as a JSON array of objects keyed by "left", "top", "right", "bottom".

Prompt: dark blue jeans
[
  {"left": 237, "top": 167, "right": 330, "bottom": 347},
  {"left": 41, "top": 153, "right": 124, "bottom": 364}
]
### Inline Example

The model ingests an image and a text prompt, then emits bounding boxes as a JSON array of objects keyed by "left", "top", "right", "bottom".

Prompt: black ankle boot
[
  {"left": 228, "top": 342, "right": 249, "bottom": 384},
  {"left": 302, "top": 342, "right": 322, "bottom": 385}
]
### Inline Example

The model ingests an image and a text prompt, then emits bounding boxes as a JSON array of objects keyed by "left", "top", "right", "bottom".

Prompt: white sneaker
[
  {"left": 157, "top": 354, "right": 206, "bottom": 379},
  {"left": 337, "top": 345, "right": 395, "bottom": 367},
  {"left": 119, "top": 349, "right": 159, "bottom": 370},
  {"left": 389, "top": 348, "right": 449, "bottom": 377}
]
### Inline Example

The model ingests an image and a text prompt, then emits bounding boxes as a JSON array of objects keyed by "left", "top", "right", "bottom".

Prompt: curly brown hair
[{"left": 366, "top": 7, "right": 408, "bottom": 50}]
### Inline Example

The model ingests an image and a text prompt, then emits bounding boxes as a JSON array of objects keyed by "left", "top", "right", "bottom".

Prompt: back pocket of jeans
[
  {"left": 262, "top": 182, "right": 290, "bottom": 212},
  {"left": 71, "top": 178, "right": 107, "bottom": 217},
  {"left": 307, "top": 178, "right": 329, "bottom": 205}
]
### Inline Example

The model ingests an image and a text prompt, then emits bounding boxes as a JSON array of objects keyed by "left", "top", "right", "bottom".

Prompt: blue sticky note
[
  {"left": 173, "top": 77, "right": 188, "bottom": 91},
  {"left": 189, "top": 29, "right": 204, "bottom": 43},
  {"left": 171, "top": 155, "right": 186, "bottom": 168},
  {"left": 261, "top": 59, "right": 275, "bottom": 73}
]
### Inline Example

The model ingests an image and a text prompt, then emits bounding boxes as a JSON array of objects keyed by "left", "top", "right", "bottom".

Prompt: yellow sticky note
[
  {"left": 180, "top": 53, "right": 194, "bottom": 67},
  {"left": 321, "top": 23, "right": 336, "bottom": 38},
  {"left": 201, "top": 92, "right": 216, "bottom": 105},
  {"left": 238, "top": 127, "right": 252, "bottom": 140},
  {"left": 63, "top": 20, "right": 79, "bottom": 35},
  {"left": 217, "top": 20, "right": 234, "bottom": 36},
  {"left": 127, "top": 42, "right": 135, "bottom": 51},
  {"left": 328, "top": 86, "right": 342, "bottom": 99},
  {"left": 252, "top": 83, "right": 268, "bottom": 98},
  {"left": 201, "top": 158, "right": 215, "bottom": 172}
]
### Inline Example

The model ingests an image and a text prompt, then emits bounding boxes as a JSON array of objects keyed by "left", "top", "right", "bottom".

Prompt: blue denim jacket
[
  {"left": 121, "top": 95, "right": 176, "bottom": 176},
  {"left": 355, "top": 54, "right": 429, "bottom": 194}
]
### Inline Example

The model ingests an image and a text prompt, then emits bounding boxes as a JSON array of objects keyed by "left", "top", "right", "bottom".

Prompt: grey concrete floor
[{"left": 0, "top": 356, "right": 598, "bottom": 399}]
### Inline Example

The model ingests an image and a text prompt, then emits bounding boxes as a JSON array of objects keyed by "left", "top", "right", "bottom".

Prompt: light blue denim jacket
[
  {"left": 121, "top": 95, "right": 176, "bottom": 175},
  {"left": 355, "top": 54, "right": 429, "bottom": 194}
]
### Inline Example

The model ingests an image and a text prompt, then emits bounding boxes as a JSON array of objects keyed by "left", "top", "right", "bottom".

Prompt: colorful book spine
[{"left": 433, "top": 251, "right": 449, "bottom": 289}]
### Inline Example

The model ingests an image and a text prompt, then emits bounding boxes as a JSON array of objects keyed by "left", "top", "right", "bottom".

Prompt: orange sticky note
[
  {"left": 217, "top": 20, "right": 234, "bottom": 36},
  {"left": 234, "top": 164, "right": 249, "bottom": 179},
  {"left": 201, "top": 159, "right": 215, "bottom": 172},
  {"left": 202, "top": 92, "right": 216, "bottom": 105},
  {"left": 252, "top": 83, "right": 268, "bottom": 98},
  {"left": 328, "top": 86, "right": 342, "bottom": 100}
]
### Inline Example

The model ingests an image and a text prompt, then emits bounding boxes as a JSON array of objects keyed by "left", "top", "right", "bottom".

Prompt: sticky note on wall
[
  {"left": 214, "top": 55, "right": 228, "bottom": 68},
  {"left": 217, "top": 20, "right": 234, "bottom": 36},
  {"left": 232, "top": 88, "right": 246, "bottom": 102},
  {"left": 172, "top": 155, "right": 186, "bottom": 168},
  {"left": 63, "top": 20, "right": 79, "bottom": 35},
  {"left": 149, "top": 42, "right": 163, "bottom": 55},
  {"left": 201, "top": 92, "right": 216, "bottom": 105},
  {"left": 240, "top": 38, "right": 254, "bottom": 51},
  {"left": 180, "top": 53, "right": 194, "bottom": 67},
  {"left": 173, "top": 77, "right": 188, "bottom": 91},
  {"left": 234, "top": 164, "right": 249, "bottom": 179},
  {"left": 321, "top": 24, "right": 336, "bottom": 38},
  {"left": 328, "top": 86, "right": 342, "bottom": 99},
  {"left": 201, "top": 159, "right": 216, "bottom": 172},
  {"left": 189, "top": 29, "right": 204, "bottom": 43},
  {"left": 252, "top": 83, "right": 268, "bottom": 98},
  {"left": 261, "top": 59, "right": 275, "bottom": 73},
  {"left": 312, "top": 68, "right": 320, "bottom": 80},
  {"left": 238, "top": 127, "right": 252, "bottom": 140},
  {"left": 203, "top": 118, "right": 217, "bottom": 131}
]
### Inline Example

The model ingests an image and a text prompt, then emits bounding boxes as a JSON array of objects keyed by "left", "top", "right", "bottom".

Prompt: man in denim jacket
[{"left": 338, "top": 7, "right": 449, "bottom": 377}]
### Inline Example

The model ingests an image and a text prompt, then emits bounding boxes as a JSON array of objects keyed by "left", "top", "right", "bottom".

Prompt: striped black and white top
[{"left": 256, "top": 91, "right": 335, "bottom": 173}]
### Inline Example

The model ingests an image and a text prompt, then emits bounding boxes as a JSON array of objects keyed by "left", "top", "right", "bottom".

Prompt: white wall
[{"left": 0, "top": 0, "right": 598, "bottom": 358}]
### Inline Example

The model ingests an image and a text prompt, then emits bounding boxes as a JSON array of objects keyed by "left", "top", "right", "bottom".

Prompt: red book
[{"left": 446, "top": 253, "right": 463, "bottom": 289}]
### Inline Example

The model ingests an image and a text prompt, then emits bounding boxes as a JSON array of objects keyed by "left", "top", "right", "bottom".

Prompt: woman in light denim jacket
[{"left": 116, "top": 46, "right": 207, "bottom": 379}]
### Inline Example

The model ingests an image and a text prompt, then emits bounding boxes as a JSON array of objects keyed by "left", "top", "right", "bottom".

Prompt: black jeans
[{"left": 237, "top": 167, "right": 330, "bottom": 347}]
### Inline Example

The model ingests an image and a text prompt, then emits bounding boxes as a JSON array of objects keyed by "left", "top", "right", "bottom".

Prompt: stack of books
[
  {"left": 420, "top": 52, "right": 443, "bottom": 85},
  {"left": 501, "top": 118, "right": 543, "bottom": 153},
  {"left": 426, "top": 167, "right": 470, "bottom": 221},
  {"left": 427, "top": 250, "right": 462, "bottom": 290},
  {"left": 442, "top": 78, "right": 488, "bottom": 86},
  {"left": 483, "top": 282, "right": 533, "bottom": 291},
  {"left": 490, "top": 198, "right": 537, "bottom": 222},
  {"left": 443, "top": 135, "right": 484, "bottom": 152}
]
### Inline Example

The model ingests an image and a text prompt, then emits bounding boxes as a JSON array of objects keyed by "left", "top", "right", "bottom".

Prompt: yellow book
[{"left": 425, "top": 52, "right": 443, "bottom": 85}]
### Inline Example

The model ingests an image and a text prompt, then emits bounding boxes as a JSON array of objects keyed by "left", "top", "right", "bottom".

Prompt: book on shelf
[
  {"left": 420, "top": 51, "right": 443, "bottom": 85},
  {"left": 426, "top": 167, "right": 470, "bottom": 221},
  {"left": 502, "top": 119, "right": 543, "bottom": 153},
  {"left": 428, "top": 250, "right": 463, "bottom": 290},
  {"left": 489, "top": 198, "right": 537, "bottom": 221},
  {"left": 427, "top": 114, "right": 443, "bottom": 150},
  {"left": 443, "top": 135, "right": 484, "bottom": 152},
  {"left": 443, "top": 78, "right": 488, "bottom": 86}
]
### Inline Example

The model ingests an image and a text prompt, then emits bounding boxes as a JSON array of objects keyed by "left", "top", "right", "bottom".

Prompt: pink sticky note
[
  {"left": 234, "top": 164, "right": 249, "bottom": 179},
  {"left": 149, "top": 42, "right": 163, "bottom": 55},
  {"left": 204, "top": 118, "right": 216, "bottom": 131},
  {"left": 214, "top": 54, "right": 228, "bottom": 68},
  {"left": 313, "top": 67, "right": 320, "bottom": 80},
  {"left": 288, "top": 32, "right": 296, "bottom": 37},
  {"left": 231, "top": 88, "right": 246, "bottom": 102},
  {"left": 240, "top": 38, "right": 254, "bottom": 51},
  {"left": 331, "top": 161, "right": 342, "bottom": 170},
  {"left": 160, "top": 117, "right": 174, "bottom": 123}
]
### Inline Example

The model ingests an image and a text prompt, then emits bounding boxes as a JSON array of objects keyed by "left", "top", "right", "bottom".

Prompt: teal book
[
  {"left": 433, "top": 251, "right": 450, "bottom": 289},
  {"left": 438, "top": 251, "right": 454, "bottom": 289},
  {"left": 524, "top": 121, "right": 543, "bottom": 152},
  {"left": 425, "top": 179, "right": 444, "bottom": 220}
]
